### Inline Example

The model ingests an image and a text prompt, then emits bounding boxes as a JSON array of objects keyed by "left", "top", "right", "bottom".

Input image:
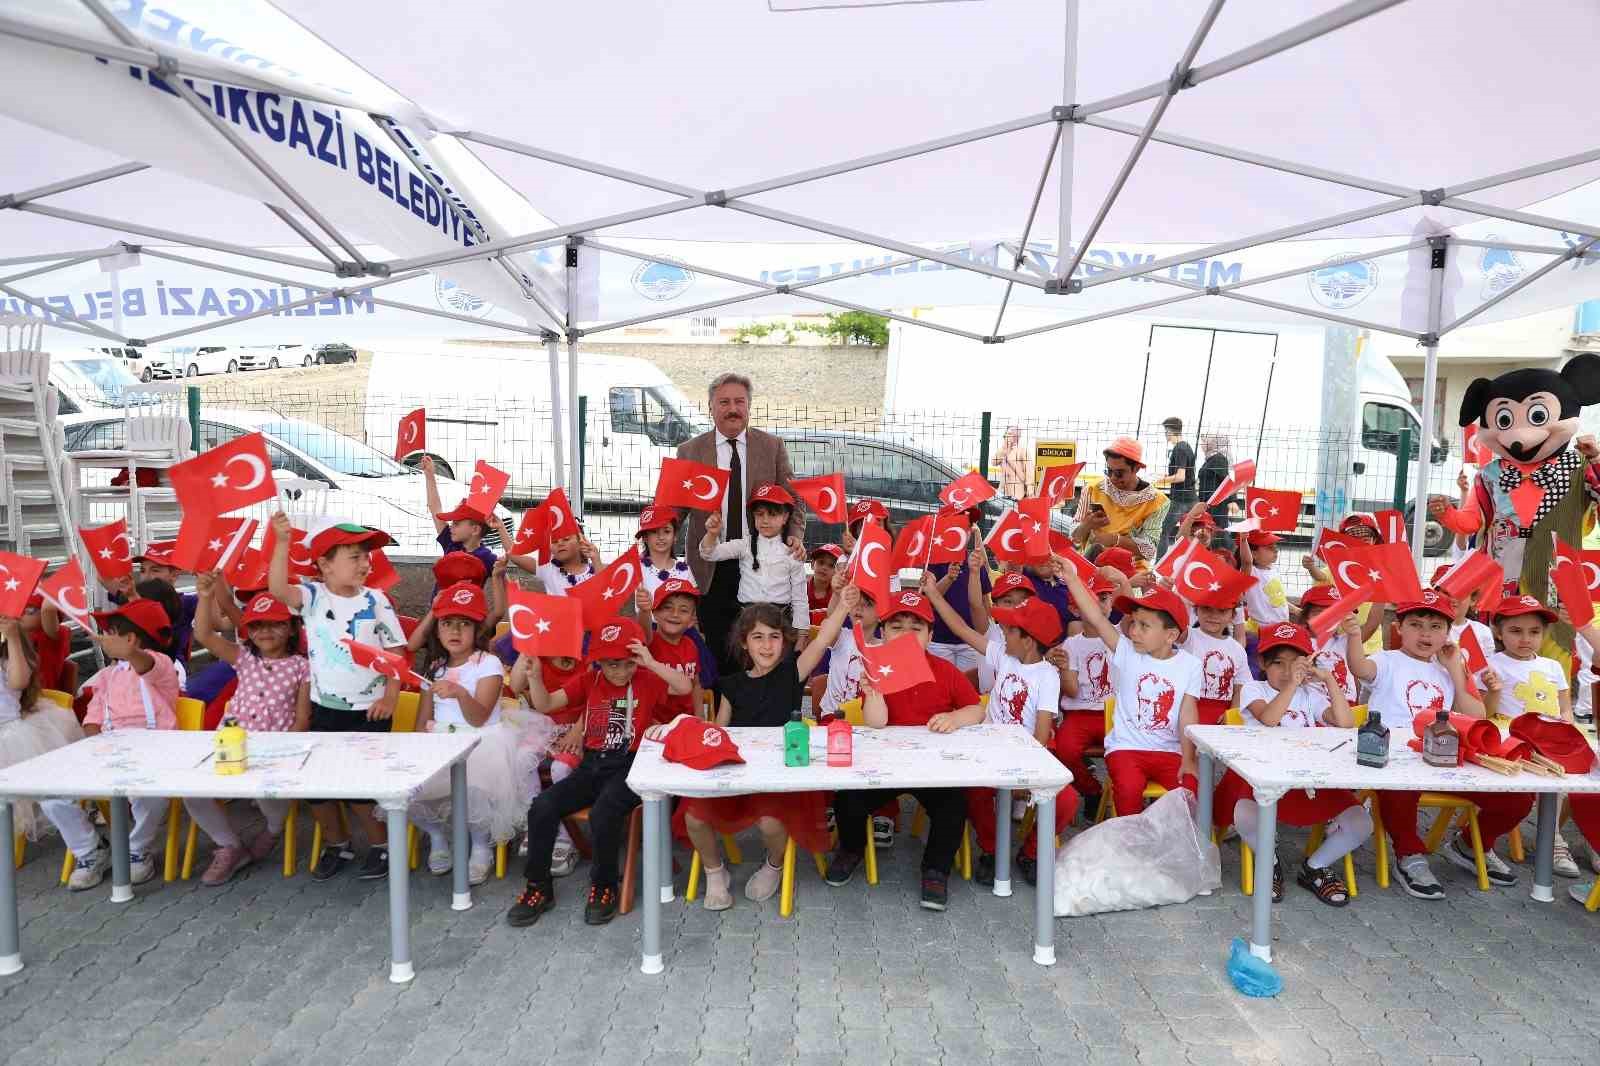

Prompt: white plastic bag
[{"left": 1053, "top": 789, "right": 1221, "bottom": 917}]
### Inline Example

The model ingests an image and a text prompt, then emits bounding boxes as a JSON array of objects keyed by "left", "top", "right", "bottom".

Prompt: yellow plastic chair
[
  {"left": 1347, "top": 705, "right": 1390, "bottom": 890},
  {"left": 1094, "top": 698, "right": 1169, "bottom": 821},
  {"left": 40, "top": 688, "right": 72, "bottom": 709},
  {"left": 685, "top": 836, "right": 828, "bottom": 917},
  {"left": 310, "top": 691, "right": 421, "bottom": 871},
  {"left": 1583, "top": 878, "right": 1600, "bottom": 913}
]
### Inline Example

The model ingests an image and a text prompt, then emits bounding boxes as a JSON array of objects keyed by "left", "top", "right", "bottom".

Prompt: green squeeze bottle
[{"left": 784, "top": 709, "right": 810, "bottom": 767}]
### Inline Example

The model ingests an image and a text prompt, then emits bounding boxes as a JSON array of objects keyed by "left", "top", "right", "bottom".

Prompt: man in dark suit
[{"left": 679, "top": 372, "right": 805, "bottom": 670}]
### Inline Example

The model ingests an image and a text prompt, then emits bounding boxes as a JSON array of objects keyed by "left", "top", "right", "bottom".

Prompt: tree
[{"left": 822, "top": 310, "right": 889, "bottom": 347}]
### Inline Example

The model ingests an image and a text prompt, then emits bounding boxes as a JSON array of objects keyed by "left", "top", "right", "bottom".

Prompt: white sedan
[{"left": 61, "top": 406, "right": 514, "bottom": 561}]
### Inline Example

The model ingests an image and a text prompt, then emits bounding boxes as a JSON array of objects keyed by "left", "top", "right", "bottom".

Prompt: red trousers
[
  {"left": 1566, "top": 793, "right": 1600, "bottom": 852},
  {"left": 1052, "top": 710, "right": 1106, "bottom": 796},
  {"left": 966, "top": 786, "right": 1080, "bottom": 859},
  {"left": 1377, "top": 789, "right": 1535, "bottom": 857},
  {"left": 1105, "top": 749, "right": 1182, "bottom": 817},
  {"left": 1210, "top": 770, "right": 1360, "bottom": 830},
  {"left": 1195, "top": 697, "right": 1231, "bottom": 726}
]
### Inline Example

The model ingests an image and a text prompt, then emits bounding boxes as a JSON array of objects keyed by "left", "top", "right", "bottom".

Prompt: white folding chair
[{"left": 68, "top": 381, "right": 190, "bottom": 547}]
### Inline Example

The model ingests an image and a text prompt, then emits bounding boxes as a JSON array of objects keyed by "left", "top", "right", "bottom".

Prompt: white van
[{"left": 364, "top": 344, "right": 709, "bottom": 504}]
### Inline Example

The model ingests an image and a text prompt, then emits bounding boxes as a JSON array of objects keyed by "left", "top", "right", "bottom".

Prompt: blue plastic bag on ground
[{"left": 1228, "top": 937, "right": 1282, "bottom": 997}]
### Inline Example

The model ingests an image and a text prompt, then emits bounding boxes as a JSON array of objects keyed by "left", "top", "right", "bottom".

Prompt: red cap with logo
[
  {"left": 636, "top": 506, "right": 679, "bottom": 535},
  {"left": 749, "top": 482, "right": 795, "bottom": 507},
  {"left": 878, "top": 590, "right": 934, "bottom": 625},
  {"left": 660, "top": 716, "right": 746, "bottom": 770},
  {"left": 847, "top": 499, "right": 888, "bottom": 523},
  {"left": 432, "top": 551, "right": 487, "bottom": 587},
  {"left": 1490, "top": 595, "right": 1557, "bottom": 624},
  {"left": 991, "top": 598, "right": 1063, "bottom": 647},
  {"left": 1394, "top": 588, "right": 1455, "bottom": 620},
  {"left": 431, "top": 581, "right": 488, "bottom": 623},
  {"left": 1190, "top": 511, "right": 1217, "bottom": 530},
  {"left": 433, "top": 502, "right": 490, "bottom": 525},
  {"left": 91, "top": 599, "right": 172, "bottom": 640},
  {"left": 306, "top": 523, "right": 393, "bottom": 560},
  {"left": 1341, "top": 512, "right": 1381, "bottom": 538},
  {"left": 991, "top": 572, "right": 1037, "bottom": 599},
  {"left": 1246, "top": 531, "right": 1281, "bottom": 548},
  {"left": 240, "top": 593, "right": 291, "bottom": 627},
  {"left": 1111, "top": 585, "right": 1191, "bottom": 630},
  {"left": 809, "top": 543, "right": 845, "bottom": 561},
  {"left": 134, "top": 540, "right": 182, "bottom": 568},
  {"left": 1257, "top": 621, "right": 1314, "bottom": 657},
  {"left": 652, "top": 578, "right": 700, "bottom": 610},
  {"left": 589, "top": 618, "right": 646, "bottom": 661},
  {"left": 1096, "top": 547, "right": 1137, "bottom": 577},
  {"left": 1299, "top": 584, "right": 1340, "bottom": 609}
]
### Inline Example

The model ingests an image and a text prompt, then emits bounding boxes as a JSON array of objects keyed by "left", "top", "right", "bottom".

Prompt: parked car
[
  {"left": 49, "top": 350, "right": 160, "bottom": 412},
  {"left": 145, "top": 344, "right": 238, "bottom": 378},
  {"left": 311, "top": 342, "right": 357, "bottom": 365},
  {"left": 235, "top": 344, "right": 310, "bottom": 371},
  {"left": 82, "top": 345, "right": 159, "bottom": 382},
  {"left": 60, "top": 407, "right": 514, "bottom": 560}
]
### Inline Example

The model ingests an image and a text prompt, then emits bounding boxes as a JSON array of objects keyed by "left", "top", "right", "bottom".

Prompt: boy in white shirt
[
  {"left": 1180, "top": 597, "right": 1249, "bottom": 726},
  {"left": 923, "top": 579, "right": 1076, "bottom": 885},
  {"left": 1061, "top": 561, "right": 1203, "bottom": 818},
  {"left": 1345, "top": 590, "right": 1532, "bottom": 899},
  {"left": 1237, "top": 530, "right": 1290, "bottom": 627},
  {"left": 1047, "top": 576, "right": 1117, "bottom": 809}
]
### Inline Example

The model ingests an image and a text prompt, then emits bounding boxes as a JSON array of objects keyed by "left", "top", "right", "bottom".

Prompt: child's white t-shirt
[
  {"left": 1576, "top": 637, "right": 1596, "bottom": 716},
  {"left": 1240, "top": 679, "right": 1331, "bottom": 728},
  {"left": 296, "top": 580, "right": 405, "bottom": 711},
  {"left": 1479, "top": 651, "right": 1568, "bottom": 719},
  {"left": 1312, "top": 640, "right": 1359, "bottom": 704},
  {"left": 429, "top": 651, "right": 507, "bottom": 729},
  {"left": 977, "top": 623, "right": 1005, "bottom": 693},
  {"left": 1366, "top": 649, "right": 1454, "bottom": 728},
  {"left": 535, "top": 561, "right": 594, "bottom": 598},
  {"left": 820, "top": 625, "right": 866, "bottom": 718},
  {"left": 1060, "top": 634, "right": 1112, "bottom": 712},
  {"left": 1104, "top": 642, "right": 1201, "bottom": 755},
  {"left": 1243, "top": 566, "right": 1289, "bottom": 625},
  {"left": 983, "top": 641, "right": 1059, "bottom": 733},
  {"left": 637, "top": 547, "right": 694, "bottom": 597},
  {"left": 1182, "top": 628, "right": 1249, "bottom": 704}
]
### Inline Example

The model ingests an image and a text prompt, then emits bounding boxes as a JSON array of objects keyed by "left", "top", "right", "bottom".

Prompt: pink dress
[{"left": 229, "top": 648, "right": 309, "bottom": 731}]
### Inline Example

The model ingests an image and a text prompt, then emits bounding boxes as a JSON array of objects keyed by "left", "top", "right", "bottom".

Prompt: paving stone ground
[{"left": 4, "top": 805, "right": 1598, "bottom": 1066}]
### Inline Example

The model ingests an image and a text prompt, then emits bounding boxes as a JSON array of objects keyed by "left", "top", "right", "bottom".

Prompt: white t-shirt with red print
[
  {"left": 1367, "top": 649, "right": 1454, "bottom": 728},
  {"left": 1104, "top": 641, "right": 1202, "bottom": 755},
  {"left": 1060, "top": 635, "right": 1112, "bottom": 712},
  {"left": 982, "top": 641, "right": 1059, "bottom": 733},
  {"left": 1239, "top": 679, "right": 1331, "bottom": 728},
  {"left": 1181, "top": 628, "right": 1248, "bottom": 704},
  {"left": 1313, "top": 640, "right": 1359, "bottom": 704},
  {"left": 820, "top": 625, "right": 867, "bottom": 718}
]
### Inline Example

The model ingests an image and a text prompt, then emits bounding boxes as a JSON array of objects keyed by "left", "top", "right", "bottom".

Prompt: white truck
[{"left": 883, "top": 308, "right": 1458, "bottom": 552}]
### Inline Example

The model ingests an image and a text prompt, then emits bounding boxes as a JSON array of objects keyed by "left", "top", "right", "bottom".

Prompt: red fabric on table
[
  {"left": 1052, "top": 710, "right": 1106, "bottom": 797},
  {"left": 966, "top": 785, "right": 1079, "bottom": 859},
  {"left": 676, "top": 791, "right": 832, "bottom": 855},
  {"left": 1195, "top": 697, "right": 1231, "bottom": 726},
  {"left": 1105, "top": 749, "right": 1181, "bottom": 817},
  {"left": 1377, "top": 789, "right": 1536, "bottom": 856},
  {"left": 1209, "top": 769, "right": 1361, "bottom": 829}
]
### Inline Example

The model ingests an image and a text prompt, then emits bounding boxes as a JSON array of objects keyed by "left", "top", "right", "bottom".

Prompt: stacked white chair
[
  {"left": 65, "top": 380, "right": 191, "bottom": 553},
  {"left": 0, "top": 316, "right": 77, "bottom": 565}
]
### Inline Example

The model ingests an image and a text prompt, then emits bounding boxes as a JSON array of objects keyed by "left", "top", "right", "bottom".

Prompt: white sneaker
[
  {"left": 550, "top": 842, "right": 578, "bottom": 878},
  {"left": 872, "top": 815, "right": 895, "bottom": 848},
  {"left": 468, "top": 845, "right": 493, "bottom": 886},
  {"left": 1553, "top": 834, "right": 1581, "bottom": 879},
  {"left": 129, "top": 852, "right": 156, "bottom": 886},
  {"left": 67, "top": 845, "right": 110, "bottom": 891},
  {"left": 1395, "top": 854, "right": 1445, "bottom": 900},
  {"left": 1570, "top": 881, "right": 1598, "bottom": 906},
  {"left": 1443, "top": 834, "right": 1516, "bottom": 887}
]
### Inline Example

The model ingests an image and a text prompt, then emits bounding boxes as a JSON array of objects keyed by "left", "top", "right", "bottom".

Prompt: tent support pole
[
  {"left": 0, "top": 250, "right": 114, "bottom": 288},
  {"left": 1445, "top": 147, "right": 1600, "bottom": 199},
  {"left": 1440, "top": 198, "right": 1600, "bottom": 240},
  {"left": 1411, "top": 237, "right": 1447, "bottom": 564},
  {"left": 992, "top": 122, "right": 1064, "bottom": 338},
  {"left": 13, "top": 202, "right": 338, "bottom": 272},
  {"left": 545, "top": 331, "right": 565, "bottom": 510},
  {"left": 0, "top": 248, "right": 120, "bottom": 269},
  {"left": 1219, "top": 292, "right": 1421, "bottom": 339},
  {"left": 1452, "top": 239, "right": 1599, "bottom": 258},
  {"left": 2, "top": 163, "right": 150, "bottom": 207},
  {"left": 136, "top": 270, "right": 422, "bottom": 345},
  {"left": 1060, "top": 0, "right": 1227, "bottom": 282},
  {"left": 0, "top": 282, "right": 124, "bottom": 341},
  {"left": 567, "top": 243, "right": 582, "bottom": 514},
  {"left": 1439, "top": 236, "right": 1600, "bottom": 335},
  {"left": 1003, "top": 290, "right": 1211, "bottom": 341},
  {"left": 1057, "top": 0, "right": 1079, "bottom": 269}
]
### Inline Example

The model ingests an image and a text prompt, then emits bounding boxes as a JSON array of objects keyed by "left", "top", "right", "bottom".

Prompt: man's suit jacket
[{"left": 678, "top": 427, "right": 804, "bottom": 591}]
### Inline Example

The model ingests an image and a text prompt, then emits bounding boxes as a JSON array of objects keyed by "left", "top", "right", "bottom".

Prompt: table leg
[
  {"left": 1195, "top": 752, "right": 1214, "bottom": 832},
  {"left": 1531, "top": 792, "right": 1557, "bottom": 904},
  {"left": 1033, "top": 792, "right": 1056, "bottom": 966},
  {"left": 385, "top": 804, "right": 413, "bottom": 984},
  {"left": 641, "top": 797, "right": 664, "bottom": 975},
  {"left": 450, "top": 762, "right": 471, "bottom": 912},
  {"left": 659, "top": 796, "right": 674, "bottom": 904},
  {"left": 0, "top": 801, "right": 20, "bottom": 976},
  {"left": 1249, "top": 798, "right": 1277, "bottom": 963},
  {"left": 993, "top": 788, "right": 1012, "bottom": 898},
  {"left": 108, "top": 797, "right": 132, "bottom": 904}
]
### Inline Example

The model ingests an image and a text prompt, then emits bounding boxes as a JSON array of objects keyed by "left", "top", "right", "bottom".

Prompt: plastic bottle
[
  {"left": 214, "top": 716, "right": 248, "bottom": 776},
  {"left": 826, "top": 718, "right": 852, "bottom": 767},
  {"left": 783, "top": 709, "right": 810, "bottom": 767}
]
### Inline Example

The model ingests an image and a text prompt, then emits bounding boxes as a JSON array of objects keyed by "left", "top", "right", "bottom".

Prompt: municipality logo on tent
[
  {"left": 631, "top": 261, "right": 695, "bottom": 302},
  {"left": 1478, "top": 236, "right": 1525, "bottom": 300},
  {"left": 1308, "top": 255, "right": 1379, "bottom": 309},
  {"left": 435, "top": 278, "right": 494, "bottom": 318}
]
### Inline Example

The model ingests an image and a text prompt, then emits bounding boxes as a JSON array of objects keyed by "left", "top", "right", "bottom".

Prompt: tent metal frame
[{"left": 3, "top": 0, "right": 1599, "bottom": 545}]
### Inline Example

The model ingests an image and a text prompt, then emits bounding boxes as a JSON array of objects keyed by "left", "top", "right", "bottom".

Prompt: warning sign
[{"left": 1033, "top": 441, "right": 1077, "bottom": 493}]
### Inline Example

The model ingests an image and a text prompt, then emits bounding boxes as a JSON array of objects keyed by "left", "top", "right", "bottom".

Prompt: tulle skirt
[
  {"left": 676, "top": 790, "right": 833, "bottom": 856},
  {"left": 410, "top": 706, "right": 560, "bottom": 844},
  {"left": 0, "top": 704, "right": 86, "bottom": 839}
]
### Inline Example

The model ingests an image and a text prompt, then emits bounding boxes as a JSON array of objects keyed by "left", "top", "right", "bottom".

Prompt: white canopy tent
[{"left": 3, "top": 0, "right": 1600, "bottom": 555}]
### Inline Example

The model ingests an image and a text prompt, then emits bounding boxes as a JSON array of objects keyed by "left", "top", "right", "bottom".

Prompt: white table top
[
  {"left": 1186, "top": 724, "right": 1600, "bottom": 803},
  {"left": 0, "top": 732, "right": 479, "bottom": 804},
  {"left": 627, "top": 724, "right": 1070, "bottom": 800}
]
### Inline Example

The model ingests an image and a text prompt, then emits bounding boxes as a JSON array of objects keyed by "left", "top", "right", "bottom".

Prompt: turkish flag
[
  {"left": 225, "top": 547, "right": 270, "bottom": 591},
  {"left": 853, "top": 627, "right": 934, "bottom": 696},
  {"left": 1307, "top": 582, "right": 1375, "bottom": 645},
  {"left": 1038, "top": 462, "right": 1084, "bottom": 505},
  {"left": 938, "top": 470, "right": 996, "bottom": 513},
  {"left": 1457, "top": 624, "right": 1490, "bottom": 677},
  {"left": 1373, "top": 508, "right": 1408, "bottom": 545},
  {"left": 367, "top": 548, "right": 400, "bottom": 592},
  {"left": 892, "top": 516, "right": 934, "bottom": 572},
  {"left": 1550, "top": 536, "right": 1595, "bottom": 628},
  {"left": 1018, "top": 496, "right": 1053, "bottom": 561},
  {"left": 1313, "top": 527, "right": 1366, "bottom": 568},
  {"left": 1244, "top": 487, "right": 1300, "bottom": 533},
  {"left": 1581, "top": 549, "right": 1600, "bottom": 598},
  {"left": 847, "top": 517, "right": 894, "bottom": 607},
  {"left": 174, "top": 514, "right": 255, "bottom": 573},
  {"left": 790, "top": 473, "right": 847, "bottom": 524},
  {"left": 1434, "top": 549, "right": 1500, "bottom": 604},
  {"left": 1155, "top": 536, "right": 1201, "bottom": 579},
  {"left": 168, "top": 432, "right": 277, "bottom": 518},
  {"left": 654, "top": 457, "right": 729, "bottom": 513},
  {"left": 928, "top": 513, "right": 971, "bottom": 564},
  {"left": 260, "top": 520, "right": 318, "bottom": 579},
  {"left": 571, "top": 551, "right": 642, "bottom": 630},
  {"left": 1203, "top": 458, "right": 1256, "bottom": 509},
  {"left": 80, "top": 520, "right": 134, "bottom": 582},
  {"left": 1329, "top": 542, "right": 1424, "bottom": 604},
  {"left": 511, "top": 506, "right": 549, "bottom": 562},
  {"left": 504, "top": 583, "right": 583, "bottom": 659},
  {"left": 1053, "top": 542, "right": 1098, "bottom": 585},
  {"left": 540, "top": 487, "right": 579, "bottom": 542},
  {"left": 395, "top": 408, "right": 426, "bottom": 460},
  {"left": 464, "top": 460, "right": 510, "bottom": 517},
  {"left": 339, "top": 638, "right": 426, "bottom": 688},
  {"left": 1462, "top": 424, "right": 1492, "bottom": 466},
  {"left": 1173, "top": 548, "right": 1256, "bottom": 609},
  {"left": 985, "top": 509, "right": 1032, "bottom": 566},
  {"left": 0, "top": 551, "right": 47, "bottom": 617},
  {"left": 39, "top": 559, "right": 90, "bottom": 628}
]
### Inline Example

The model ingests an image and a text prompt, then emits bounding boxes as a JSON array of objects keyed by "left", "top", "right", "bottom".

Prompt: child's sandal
[{"left": 1296, "top": 863, "right": 1349, "bottom": 908}]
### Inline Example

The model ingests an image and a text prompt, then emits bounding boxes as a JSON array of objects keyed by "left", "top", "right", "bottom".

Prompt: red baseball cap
[
  {"left": 134, "top": 541, "right": 182, "bottom": 568},
  {"left": 1190, "top": 511, "right": 1217, "bottom": 530},
  {"left": 878, "top": 590, "right": 934, "bottom": 625},
  {"left": 589, "top": 618, "right": 646, "bottom": 661},
  {"left": 1340, "top": 513, "right": 1381, "bottom": 539},
  {"left": 992, "top": 598, "right": 1063, "bottom": 647},
  {"left": 1299, "top": 584, "right": 1340, "bottom": 610},
  {"left": 992, "top": 572, "right": 1037, "bottom": 599},
  {"left": 431, "top": 581, "right": 488, "bottom": 623},
  {"left": 1104, "top": 436, "right": 1144, "bottom": 468},
  {"left": 652, "top": 578, "right": 700, "bottom": 610},
  {"left": 306, "top": 522, "right": 393, "bottom": 560},
  {"left": 635, "top": 506, "right": 679, "bottom": 535},
  {"left": 809, "top": 543, "right": 845, "bottom": 561},
  {"left": 24, "top": 593, "right": 43, "bottom": 611},
  {"left": 749, "top": 482, "right": 795, "bottom": 507},
  {"left": 1509, "top": 714, "right": 1596, "bottom": 774},
  {"left": 1246, "top": 531, "right": 1281, "bottom": 548},
  {"left": 1257, "top": 621, "right": 1314, "bottom": 657},
  {"left": 432, "top": 551, "right": 487, "bottom": 587},
  {"left": 92, "top": 599, "right": 172, "bottom": 640},
  {"left": 1096, "top": 547, "right": 1137, "bottom": 577},
  {"left": 1112, "top": 586, "right": 1190, "bottom": 631},
  {"left": 1088, "top": 575, "right": 1118, "bottom": 596},
  {"left": 1490, "top": 595, "right": 1557, "bottom": 624},
  {"left": 848, "top": 499, "right": 888, "bottom": 523},
  {"left": 1395, "top": 589, "right": 1455, "bottom": 621},
  {"left": 240, "top": 593, "right": 292, "bottom": 627},
  {"left": 660, "top": 716, "right": 745, "bottom": 770},
  {"left": 433, "top": 501, "right": 490, "bottom": 525}
]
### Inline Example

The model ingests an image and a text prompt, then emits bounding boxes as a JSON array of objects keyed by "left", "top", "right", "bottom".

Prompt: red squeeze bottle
[{"left": 827, "top": 718, "right": 852, "bottom": 767}]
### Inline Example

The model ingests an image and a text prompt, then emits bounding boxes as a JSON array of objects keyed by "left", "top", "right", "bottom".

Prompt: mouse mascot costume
[{"left": 1440, "top": 354, "right": 1600, "bottom": 659}]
